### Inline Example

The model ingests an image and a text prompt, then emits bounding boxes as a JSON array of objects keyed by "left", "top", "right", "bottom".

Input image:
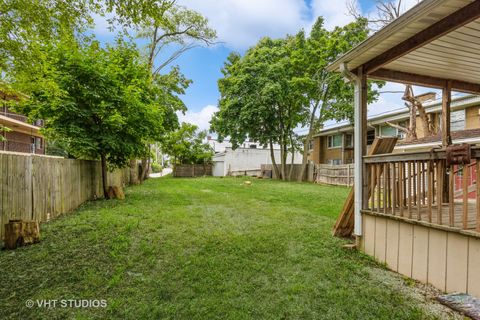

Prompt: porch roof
[
  {"left": 0, "top": 114, "right": 43, "bottom": 138},
  {"left": 327, "top": 0, "right": 480, "bottom": 93}
]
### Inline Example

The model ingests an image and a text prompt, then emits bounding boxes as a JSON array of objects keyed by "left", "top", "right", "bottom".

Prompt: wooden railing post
[{"left": 449, "top": 165, "right": 454, "bottom": 227}]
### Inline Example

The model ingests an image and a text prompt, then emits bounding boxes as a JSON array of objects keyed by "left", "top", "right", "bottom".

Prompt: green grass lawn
[{"left": 0, "top": 176, "right": 456, "bottom": 319}]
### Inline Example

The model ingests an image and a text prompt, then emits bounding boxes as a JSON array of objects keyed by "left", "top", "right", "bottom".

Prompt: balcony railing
[{"left": 363, "top": 148, "right": 480, "bottom": 233}]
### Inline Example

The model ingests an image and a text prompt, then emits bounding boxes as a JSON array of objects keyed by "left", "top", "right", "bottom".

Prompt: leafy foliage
[
  {"left": 16, "top": 38, "right": 170, "bottom": 167},
  {"left": 212, "top": 17, "right": 383, "bottom": 180},
  {"left": 163, "top": 123, "right": 213, "bottom": 165}
]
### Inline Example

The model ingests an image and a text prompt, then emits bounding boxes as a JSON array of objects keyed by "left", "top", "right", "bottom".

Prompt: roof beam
[
  {"left": 363, "top": 0, "right": 480, "bottom": 74},
  {"left": 369, "top": 69, "right": 480, "bottom": 94}
]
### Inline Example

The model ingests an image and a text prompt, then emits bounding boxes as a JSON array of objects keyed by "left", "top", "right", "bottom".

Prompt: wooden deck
[{"left": 366, "top": 201, "right": 479, "bottom": 231}]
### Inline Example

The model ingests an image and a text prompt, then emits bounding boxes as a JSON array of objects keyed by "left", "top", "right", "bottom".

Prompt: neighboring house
[
  {"left": 310, "top": 94, "right": 480, "bottom": 164},
  {"left": 207, "top": 136, "right": 280, "bottom": 154},
  {"left": 0, "top": 90, "right": 45, "bottom": 154},
  {"left": 212, "top": 146, "right": 303, "bottom": 177}
]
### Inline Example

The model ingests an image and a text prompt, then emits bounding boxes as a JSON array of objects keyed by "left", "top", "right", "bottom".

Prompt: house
[
  {"left": 0, "top": 89, "right": 45, "bottom": 154},
  {"left": 310, "top": 94, "right": 480, "bottom": 164},
  {"left": 207, "top": 136, "right": 280, "bottom": 153},
  {"left": 211, "top": 145, "right": 302, "bottom": 177},
  {"left": 328, "top": 0, "right": 480, "bottom": 297}
]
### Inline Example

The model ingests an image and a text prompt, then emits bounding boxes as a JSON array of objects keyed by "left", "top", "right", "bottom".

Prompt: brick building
[{"left": 0, "top": 90, "right": 45, "bottom": 154}]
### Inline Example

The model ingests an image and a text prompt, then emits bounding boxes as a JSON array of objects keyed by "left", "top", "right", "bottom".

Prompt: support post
[
  {"left": 354, "top": 67, "right": 368, "bottom": 236},
  {"left": 442, "top": 80, "right": 452, "bottom": 147}
]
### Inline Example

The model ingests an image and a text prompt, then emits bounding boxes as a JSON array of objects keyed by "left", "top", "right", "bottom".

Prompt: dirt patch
[{"left": 367, "top": 267, "right": 464, "bottom": 319}]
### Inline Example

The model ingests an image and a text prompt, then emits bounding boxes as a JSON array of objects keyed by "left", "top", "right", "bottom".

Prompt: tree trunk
[
  {"left": 298, "top": 136, "right": 311, "bottom": 182},
  {"left": 139, "top": 145, "right": 152, "bottom": 183},
  {"left": 281, "top": 140, "right": 288, "bottom": 181},
  {"left": 298, "top": 97, "right": 322, "bottom": 182},
  {"left": 130, "top": 159, "right": 139, "bottom": 185},
  {"left": 140, "top": 159, "right": 148, "bottom": 183},
  {"left": 417, "top": 103, "right": 433, "bottom": 136},
  {"left": 408, "top": 102, "right": 418, "bottom": 141},
  {"left": 269, "top": 139, "right": 280, "bottom": 178},
  {"left": 280, "top": 138, "right": 286, "bottom": 181},
  {"left": 288, "top": 133, "right": 295, "bottom": 181},
  {"left": 101, "top": 154, "right": 109, "bottom": 199}
]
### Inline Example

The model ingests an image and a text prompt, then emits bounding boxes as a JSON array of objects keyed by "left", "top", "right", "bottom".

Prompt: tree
[
  {"left": 0, "top": 0, "right": 97, "bottom": 78},
  {"left": 131, "top": 1, "right": 216, "bottom": 181},
  {"left": 294, "top": 17, "right": 382, "bottom": 181},
  {"left": 15, "top": 39, "right": 167, "bottom": 198},
  {"left": 162, "top": 123, "right": 213, "bottom": 167},
  {"left": 211, "top": 37, "right": 308, "bottom": 180}
]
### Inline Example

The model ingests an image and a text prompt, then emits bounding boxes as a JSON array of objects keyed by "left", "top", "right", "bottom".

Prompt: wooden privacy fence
[
  {"left": 260, "top": 164, "right": 315, "bottom": 182},
  {"left": 173, "top": 164, "right": 212, "bottom": 177},
  {"left": 315, "top": 164, "right": 354, "bottom": 186},
  {"left": 0, "top": 151, "right": 130, "bottom": 240},
  {"left": 261, "top": 163, "right": 354, "bottom": 185}
]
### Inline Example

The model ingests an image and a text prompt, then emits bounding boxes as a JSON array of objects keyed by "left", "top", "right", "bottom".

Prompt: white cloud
[
  {"left": 177, "top": 105, "right": 219, "bottom": 131},
  {"left": 179, "top": 0, "right": 310, "bottom": 49},
  {"left": 310, "top": 0, "right": 355, "bottom": 30}
]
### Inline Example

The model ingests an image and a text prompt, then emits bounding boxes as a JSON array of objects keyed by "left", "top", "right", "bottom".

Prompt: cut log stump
[
  {"left": 108, "top": 186, "right": 125, "bottom": 200},
  {"left": 4, "top": 220, "right": 40, "bottom": 250},
  {"left": 113, "top": 186, "right": 125, "bottom": 200}
]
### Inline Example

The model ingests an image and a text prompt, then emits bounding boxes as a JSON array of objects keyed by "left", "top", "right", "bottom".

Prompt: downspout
[{"left": 340, "top": 63, "right": 364, "bottom": 237}]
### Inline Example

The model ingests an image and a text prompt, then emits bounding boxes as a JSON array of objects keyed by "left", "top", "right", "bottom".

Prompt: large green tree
[
  {"left": 15, "top": 39, "right": 167, "bottom": 198},
  {"left": 163, "top": 122, "right": 213, "bottom": 166},
  {"left": 211, "top": 36, "right": 308, "bottom": 180},
  {"left": 294, "top": 17, "right": 383, "bottom": 181},
  {"left": 133, "top": 1, "right": 216, "bottom": 181},
  {"left": 2, "top": 0, "right": 215, "bottom": 184}
]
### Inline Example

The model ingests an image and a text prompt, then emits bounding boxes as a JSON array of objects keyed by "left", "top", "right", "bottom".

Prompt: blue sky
[{"left": 95, "top": 0, "right": 423, "bottom": 132}]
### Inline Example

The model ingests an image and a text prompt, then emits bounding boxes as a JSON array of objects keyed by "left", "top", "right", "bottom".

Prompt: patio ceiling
[{"left": 327, "top": 0, "right": 480, "bottom": 93}]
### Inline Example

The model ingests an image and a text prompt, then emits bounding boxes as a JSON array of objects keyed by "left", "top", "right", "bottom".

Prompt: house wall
[
  {"left": 309, "top": 137, "right": 321, "bottom": 164},
  {"left": 0, "top": 130, "right": 44, "bottom": 154},
  {"left": 361, "top": 213, "right": 480, "bottom": 297},
  {"left": 317, "top": 136, "right": 343, "bottom": 164},
  {"left": 313, "top": 135, "right": 353, "bottom": 165},
  {"left": 465, "top": 105, "right": 480, "bottom": 129},
  {"left": 212, "top": 148, "right": 303, "bottom": 176}
]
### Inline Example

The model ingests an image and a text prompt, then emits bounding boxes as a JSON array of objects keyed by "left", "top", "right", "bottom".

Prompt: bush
[{"left": 151, "top": 162, "right": 162, "bottom": 173}]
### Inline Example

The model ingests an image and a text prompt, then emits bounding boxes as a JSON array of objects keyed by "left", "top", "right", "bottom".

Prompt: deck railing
[{"left": 363, "top": 149, "right": 480, "bottom": 233}]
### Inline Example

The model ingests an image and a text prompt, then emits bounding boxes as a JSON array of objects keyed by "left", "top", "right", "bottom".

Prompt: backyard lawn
[{"left": 0, "top": 176, "right": 459, "bottom": 319}]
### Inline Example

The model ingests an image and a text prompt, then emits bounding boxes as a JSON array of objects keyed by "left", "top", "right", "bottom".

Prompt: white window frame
[{"left": 327, "top": 134, "right": 342, "bottom": 149}]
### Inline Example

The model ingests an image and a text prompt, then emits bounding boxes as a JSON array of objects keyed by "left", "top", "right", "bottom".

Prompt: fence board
[
  {"left": 0, "top": 152, "right": 131, "bottom": 240},
  {"left": 173, "top": 164, "right": 212, "bottom": 177}
]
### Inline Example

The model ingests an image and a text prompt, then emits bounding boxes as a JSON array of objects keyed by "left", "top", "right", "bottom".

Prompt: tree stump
[
  {"left": 112, "top": 186, "right": 125, "bottom": 200},
  {"left": 107, "top": 186, "right": 116, "bottom": 199},
  {"left": 4, "top": 220, "right": 40, "bottom": 250},
  {"left": 107, "top": 186, "right": 125, "bottom": 200}
]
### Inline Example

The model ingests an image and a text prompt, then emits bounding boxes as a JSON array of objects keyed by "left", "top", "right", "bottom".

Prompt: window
[
  {"left": 345, "top": 134, "right": 353, "bottom": 147},
  {"left": 329, "top": 159, "right": 342, "bottom": 165},
  {"left": 367, "top": 130, "right": 375, "bottom": 145},
  {"left": 380, "top": 124, "right": 407, "bottom": 139},
  {"left": 380, "top": 125, "right": 397, "bottom": 137},
  {"left": 249, "top": 144, "right": 257, "bottom": 149},
  {"left": 35, "top": 137, "right": 42, "bottom": 149},
  {"left": 327, "top": 134, "right": 342, "bottom": 148}
]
